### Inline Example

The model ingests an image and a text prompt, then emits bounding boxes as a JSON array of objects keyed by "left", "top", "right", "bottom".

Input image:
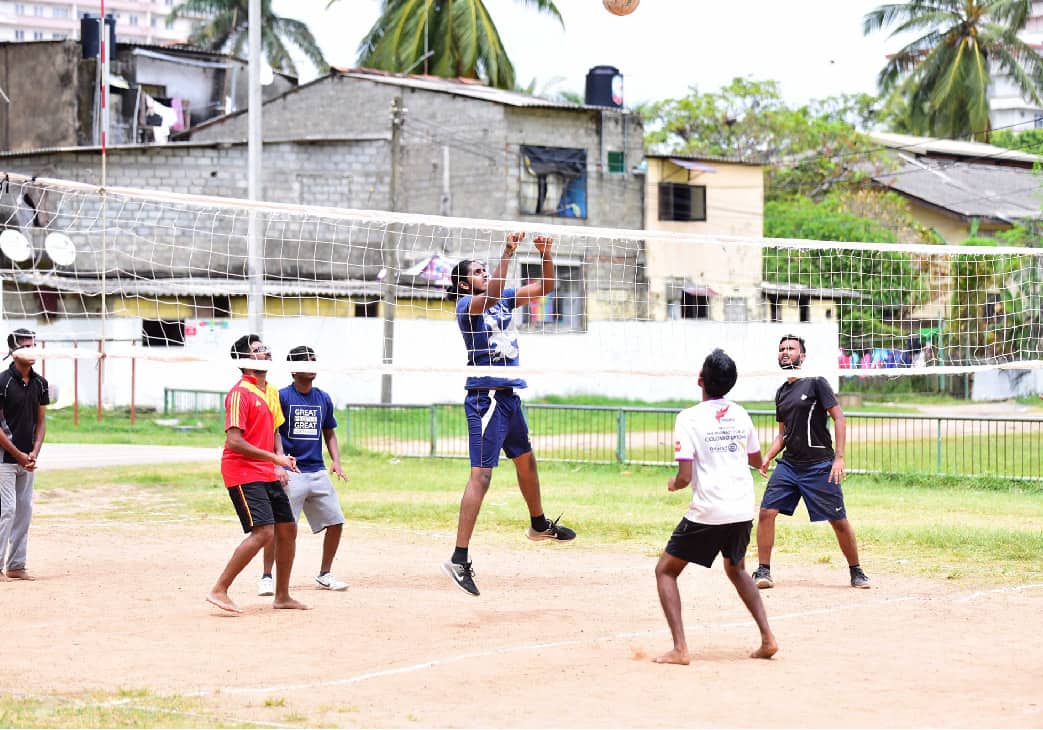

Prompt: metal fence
[
  {"left": 164, "top": 388, "right": 226, "bottom": 414},
  {"left": 343, "top": 403, "right": 1043, "bottom": 481}
]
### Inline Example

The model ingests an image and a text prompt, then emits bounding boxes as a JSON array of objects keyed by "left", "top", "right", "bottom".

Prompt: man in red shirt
[{"left": 207, "top": 334, "right": 307, "bottom": 614}]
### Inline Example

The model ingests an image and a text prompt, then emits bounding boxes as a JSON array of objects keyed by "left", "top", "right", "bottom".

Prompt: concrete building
[
  {"left": 0, "top": 0, "right": 196, "bottom": 44},
  {"left": 642, "top": 154, "right": 765, "bottom": 323},
  {"left": 0, "top": 39, "right": 296, "bottom": 151},
  {"left": 989, "top": 0, "right": 1043, "bottom": 131},
  {"left": 0, "top": 68, "right": 646, "bottom": 330}
]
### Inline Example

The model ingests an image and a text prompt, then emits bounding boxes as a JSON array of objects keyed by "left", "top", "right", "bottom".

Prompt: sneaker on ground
[
  {"left": 526, "top": 514, "right": 577, "bottom": 542},
  {"left": 315, "top": 573, "right": 348, "bottom": 591},
  {"left": 257, "top": 575, "right": 274, "bottom": 596},
  {"left": 441, "top": 559, "right": 479, "bottom": 596},
  {"left": 850, "top": 567, "right": 871, "bottom": 589},
  {"left": 752, "top": 566, "right": 774, "bottom": 589}
]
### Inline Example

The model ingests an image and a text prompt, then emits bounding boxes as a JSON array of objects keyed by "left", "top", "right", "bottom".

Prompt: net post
[
  {"left": 381, "top": 97, "right": 404, "bottom": 404},
  {"left": 429, "top": 404, "right": 437, "bottom": 457},
  {"left": 616, "top": 408, "right": 626, "bottom": 463},
  {"left": 246, "top": 0, "right": 264, "bottom": 336}
]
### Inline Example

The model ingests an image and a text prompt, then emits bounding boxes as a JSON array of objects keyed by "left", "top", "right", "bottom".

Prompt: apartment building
[{"left": 0, "top": 0, "right": 196, "bottom": 44}]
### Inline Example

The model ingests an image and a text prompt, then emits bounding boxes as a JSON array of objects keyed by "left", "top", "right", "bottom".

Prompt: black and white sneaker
[
  {"left": 442, "top": 560, "right": 480, "bottom": 596},
  {"left": 526, "top": 514, "right": 576, "bottom": 542},
  {"left": 850, "top": 566, "right": 871, "bottom": 589},
  {"left": 752, "top": 566, "right": 774, "bottom": 589}
]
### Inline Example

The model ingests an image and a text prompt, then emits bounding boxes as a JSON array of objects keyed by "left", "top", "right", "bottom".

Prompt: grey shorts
[{"left": 285, "top": 470, "right": 345, "bottom": 533}]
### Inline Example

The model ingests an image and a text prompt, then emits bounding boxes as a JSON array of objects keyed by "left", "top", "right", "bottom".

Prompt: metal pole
[
  {"left": 380, "top": 97, "right": 403, "bottom": 404},
  {"left": 439, "top": 145, "right": 451, "bottom": 217},
  {"left": 246, "top": 0, "right": 264, "bottom": 335},
  {"left": 73, "top": 341, "right": 79, "bottom": 427},
  {"left": 96, "top": 340, "right": 103, "bottom": 423},
  {"left": 130, "top": 345, "right": 136, "bottom": 426}
]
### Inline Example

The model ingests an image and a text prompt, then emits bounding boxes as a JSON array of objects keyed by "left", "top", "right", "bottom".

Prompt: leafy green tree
[
  {"left": 764, "top": 195, "right": 926, "bottom": 351},
  {"left": 863, "top": 0, "right": 1043, "bottom": 140},
  {"left": 639, "top": 78, "right": 886, "bottom": 200},
  {"left": 169, "top": 0, "right": 328, "bottom": 75},
  {"left": 343, "top": 0, "right": 562, "bottom": 90},
  {"left": 948, "top": 238, "right": 1042, "bottom": 364}
]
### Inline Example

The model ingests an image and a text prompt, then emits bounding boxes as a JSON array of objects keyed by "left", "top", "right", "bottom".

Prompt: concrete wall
[{"left": 0, "top": 40, "right": 89, "bottom": 151}]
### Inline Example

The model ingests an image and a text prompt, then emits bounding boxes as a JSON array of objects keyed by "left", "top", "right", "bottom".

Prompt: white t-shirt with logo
[{"left": 673, "top": 398, "right": 761, "bottom": 525}]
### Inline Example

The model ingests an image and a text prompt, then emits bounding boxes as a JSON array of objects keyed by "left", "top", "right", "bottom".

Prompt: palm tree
[
  {"left": 340, "top": 0, "right": 563, "bottom": 90},
  {"left": 863, "top": 0, "right": 1043, "bottom": 140},
  {"left": 169, "top": 0, "right": 328, "bottom": 76}
]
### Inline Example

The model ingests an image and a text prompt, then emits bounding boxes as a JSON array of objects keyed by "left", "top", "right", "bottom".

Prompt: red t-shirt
[{"left": 221, "top": 374, "right": 279, "bottom": 487}]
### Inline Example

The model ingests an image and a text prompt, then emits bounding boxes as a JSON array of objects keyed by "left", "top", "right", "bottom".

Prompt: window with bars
[
  {"left": 517, "top": 262, "right": 585, "bottom": 332},
  {"left": 658, "top": 182, "right": 706, "bottom": 222},
  {"left": 607, "top": 150, "right": 625, "bottom": 174}
]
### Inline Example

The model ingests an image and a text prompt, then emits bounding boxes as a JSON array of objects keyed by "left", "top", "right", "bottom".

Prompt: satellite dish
[
  {"left": 45, "top": 232, "right": 77, "bottom": 266},
  {"left": 0, "top": 229, "right": 32, "bottom": 263},
  {"left": 259, "top": 61, "right": 275, "bottom": 86}
]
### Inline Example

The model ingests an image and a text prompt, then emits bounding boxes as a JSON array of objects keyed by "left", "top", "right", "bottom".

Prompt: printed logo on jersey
[
  {"left": 287, "top": 404, "right": 321, "bottom": 440},
  {"left": 483, "top": 303, "right": 519, "bottom": 361},
  {"left": 715, "top": 405, "right": 730, "bottom": 422}
]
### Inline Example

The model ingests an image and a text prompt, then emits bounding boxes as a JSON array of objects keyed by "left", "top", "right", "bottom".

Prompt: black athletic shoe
[
  {"left": 752, "top": 566, "right": 774, "bottom": 589},
  {"left": 442, "top": 559, "right": 479, "bottom": 596},
  {"left": 850, "top": 566, "right": 871, "bottom": 589},
  {"left": 526, "top": 514, "right": 576, "bottom": 542}
]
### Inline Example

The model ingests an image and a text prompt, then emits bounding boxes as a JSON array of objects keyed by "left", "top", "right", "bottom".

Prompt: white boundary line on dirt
[{"left": 209, "top": 582, "right": 1043, "bottom": 697}]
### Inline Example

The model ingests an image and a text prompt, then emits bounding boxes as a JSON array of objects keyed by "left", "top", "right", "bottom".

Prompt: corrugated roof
[
  {"left": 869, "top": 131, "right": 1041, "bottom": 165},
  {"left": 646, "top": 153, "right": 765, "bottom": 166},
  {"left": 334, "top": 68, "right": 592, "bottom": 111},
  {"left": 872, "top": 158, "right": 1043, "bottom": 223}
]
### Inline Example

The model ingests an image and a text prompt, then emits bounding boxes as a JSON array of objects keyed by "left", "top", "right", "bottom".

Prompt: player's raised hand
[
  {"left": 504, "top": 231, "right": 525, "bottom": 256},
  {"left": 533, "top": 234, "right": 553, "bottom": 255}
]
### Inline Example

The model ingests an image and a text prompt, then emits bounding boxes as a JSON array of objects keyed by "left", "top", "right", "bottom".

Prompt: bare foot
[
  {"left": 750, "top": 639, "right": 778, "bottom": 659},
  {"left": 205, "top": 591, "right": 242, "bottom": 614},
  {"left": 5, "top": 569, "right": 34, "bottom": 581},
  {"left": 652, "top": 649, "right": 690, "bottom": 665},
  {"left": 272, "top": 597, "right": 310, "bottom": 610}
]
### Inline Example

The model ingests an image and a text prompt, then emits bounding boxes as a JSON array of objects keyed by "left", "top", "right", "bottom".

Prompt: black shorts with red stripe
[{"left": 227, "top": 481, "right": 295, "bottom": 533}]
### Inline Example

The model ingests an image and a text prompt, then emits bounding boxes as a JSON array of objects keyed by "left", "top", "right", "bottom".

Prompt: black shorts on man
[
  {"left": 664, "top": 518, "right": 752, "bottom": 568},
  {"left": 227, "top": 481, "right": 295, "bottom": 533}
]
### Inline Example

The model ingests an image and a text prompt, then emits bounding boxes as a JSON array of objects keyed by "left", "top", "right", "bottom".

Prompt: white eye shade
[
  {"left": 0, "top": 229, "right": 32, "bottom": 263},
  {"left": 45, "top": 232, "right": 77, "bottom": 266}
]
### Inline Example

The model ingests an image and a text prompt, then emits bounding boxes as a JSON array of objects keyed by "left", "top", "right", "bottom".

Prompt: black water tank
[
  {"left": 584, "top": 65, "right": 623, "bottom": 108},
  {"left": 80, "top": 14, "right": 117, "bottom": 60}
]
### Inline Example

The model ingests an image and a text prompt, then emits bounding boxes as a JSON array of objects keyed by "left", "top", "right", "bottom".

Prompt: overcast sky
[{"left": 270, "top": 0, "right": 908, "bottom": 106}]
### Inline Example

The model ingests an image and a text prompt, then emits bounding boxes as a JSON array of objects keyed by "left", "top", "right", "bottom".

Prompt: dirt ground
[{"left": 2, "top": 486, "right": 1041, "bottom": 729}]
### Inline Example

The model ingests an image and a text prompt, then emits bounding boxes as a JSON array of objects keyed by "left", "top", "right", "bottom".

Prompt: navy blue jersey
[
  {"left": 456, "top": 287, "right": 526, "bottom": 390},
  {"left": 278, "top": 384, "right": 337, "bottom": 472}
]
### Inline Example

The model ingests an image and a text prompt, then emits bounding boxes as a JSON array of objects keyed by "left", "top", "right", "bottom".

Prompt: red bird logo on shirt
[{"left": 715, "top": 405, "right": 730, "bottom": 422}]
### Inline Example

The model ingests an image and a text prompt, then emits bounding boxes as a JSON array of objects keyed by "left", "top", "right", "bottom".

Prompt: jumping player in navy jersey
[
  {"left": 754, "top": 335, "right": 870, "bottom": 589},
  {"left": 441, "top": 231, "right": 575, "bottom": 596}
]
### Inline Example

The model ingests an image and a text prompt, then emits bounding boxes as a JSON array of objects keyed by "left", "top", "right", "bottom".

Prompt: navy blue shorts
[
  {"left": 227, "top": 481, "right": 295, "bottom": 533},
  {"left": 760, "top": 459, "right": 847, "bottom": 522},
  {"left": 464, "top": 389, "right": 532, "bottom": 468},
  {"left": 664, "top": 518, "right": 752, "bottom": 568}
]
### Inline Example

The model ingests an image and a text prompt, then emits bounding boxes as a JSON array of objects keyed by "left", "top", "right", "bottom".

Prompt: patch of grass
[
  {"left": 34, "top": 454, "right": 1043, "bottom": 584},
  {"left": 262, "top": 697, "right": 285, "bottom": 708},
  {"left": 45, "top": 406, "right": 225, "bottom": 447},
  {"left": 0, "top": 689, "right": 256, "bottom": 728}
]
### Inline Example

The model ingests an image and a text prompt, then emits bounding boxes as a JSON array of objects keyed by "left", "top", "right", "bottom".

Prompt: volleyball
[{"left": 603, "top": 0, "right": 639, "bottom": 16}]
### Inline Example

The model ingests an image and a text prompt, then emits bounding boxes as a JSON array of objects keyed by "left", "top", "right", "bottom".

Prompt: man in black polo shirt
[
  {"left": 0, "top": 328, "right": 49, "bottom": 581},
  {"left": 753, "top": 335, "right": 870, "bottom": 590}
]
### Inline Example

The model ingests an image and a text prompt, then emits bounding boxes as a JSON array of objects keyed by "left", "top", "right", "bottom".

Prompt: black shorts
[
  {"left": 227, "top": 481, "right": 295, "bottom": 533},
  {"left": 664, "top": 518, "right": 752, "bottom": 568}
]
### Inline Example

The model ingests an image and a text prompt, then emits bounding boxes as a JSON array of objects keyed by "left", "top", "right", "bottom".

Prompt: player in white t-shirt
[{"left": 653, "top": 349, "right": 778, "bottom": 665}]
